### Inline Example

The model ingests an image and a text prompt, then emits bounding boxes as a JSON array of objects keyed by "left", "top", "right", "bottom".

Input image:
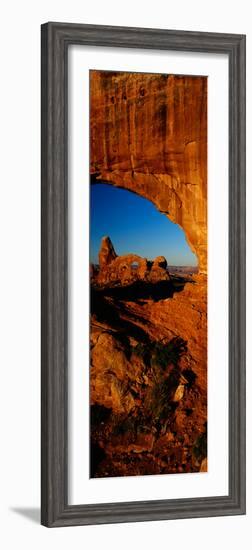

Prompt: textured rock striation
[
  {"left": 90, "top": 71, "right": 207, "bottom": 272},
  {"left": 90, "top": 273, "right": 207, "bottom": 476},
  {"left": 90, "top": 71, "right": 208, "bottom": 477}
]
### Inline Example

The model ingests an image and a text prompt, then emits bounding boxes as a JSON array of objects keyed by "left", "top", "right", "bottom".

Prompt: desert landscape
[{"left": 89, "top": 70, "right": 207, "bottom": 478}]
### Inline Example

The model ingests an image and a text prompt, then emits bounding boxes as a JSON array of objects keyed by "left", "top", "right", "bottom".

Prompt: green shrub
[
  {"left": 133, "top": 343, "right": 147, "bottom": 359},
  {"left": 113, "top": 415, "right": 137, "bottom": 437},
  {"left": 145, "top": 374, "right": 179, "bottom": 429},
  {"left": 131, "top": 337, "right": 188, "bottom": 431},
  {"left": 132, "top": 337, "right": 187, "bottom": 373},
  {"left": 192, "top": 425, "right": 207, "bottom": 461},
  {"left": 151, "top": 337, "right": 187, "bottom": 370}
]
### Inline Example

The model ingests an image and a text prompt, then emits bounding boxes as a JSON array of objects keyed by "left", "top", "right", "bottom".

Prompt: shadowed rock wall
[{"left": 90, "top": 71, "right": 207, "bottom": 272}]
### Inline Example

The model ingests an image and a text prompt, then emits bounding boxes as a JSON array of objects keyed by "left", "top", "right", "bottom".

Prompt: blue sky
[{"left": 90, "top": 183, "right": 197, "bottom": 267}]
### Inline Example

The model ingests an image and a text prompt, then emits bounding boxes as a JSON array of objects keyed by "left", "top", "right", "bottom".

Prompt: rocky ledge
[{"left": 90, "top": 238, "right": 207, "bottom": 477}]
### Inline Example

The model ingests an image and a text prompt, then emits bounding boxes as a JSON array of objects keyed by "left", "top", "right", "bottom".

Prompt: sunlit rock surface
[
  {"left": 93, "top": 236, "right": 170, "bottom": 287},
  {"left": 90, "top": 71, "right": 207, "bottom": 272},
  {"left": 90, "top": 239, "right": 207, "bottom": 476},
  {"left": 90, "top": 71, "right": 208, "bottom": 477}
]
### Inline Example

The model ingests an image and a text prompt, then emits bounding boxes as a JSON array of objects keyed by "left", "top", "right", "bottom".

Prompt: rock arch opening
[
  {"left": 90, "top": 70, "right": 207, "bottom": 273},
  {"left": 90, "top": 183, "right": 197, "bottom": 274},
  {"left": 89, "top": 70, "right": 207, "bottom": 480}
]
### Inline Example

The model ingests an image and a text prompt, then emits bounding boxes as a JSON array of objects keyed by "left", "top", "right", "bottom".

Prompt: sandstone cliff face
[{"left": 90, "top": 71, "right": 207, "bottom": 272}]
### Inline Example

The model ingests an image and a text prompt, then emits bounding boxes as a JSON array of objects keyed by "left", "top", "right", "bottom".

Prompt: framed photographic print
[{"left": 41, "top": 22, "right": 246, "bottom": 527}]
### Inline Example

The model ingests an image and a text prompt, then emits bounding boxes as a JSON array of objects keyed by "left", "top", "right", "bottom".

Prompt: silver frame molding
[{"left": 41, "top": 22, "right": 246, "bottom": 527}]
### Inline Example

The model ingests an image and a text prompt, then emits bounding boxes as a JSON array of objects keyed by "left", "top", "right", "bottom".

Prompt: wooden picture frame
[{"left": 41, "top": 22, "right": 246, "bottom": 527}]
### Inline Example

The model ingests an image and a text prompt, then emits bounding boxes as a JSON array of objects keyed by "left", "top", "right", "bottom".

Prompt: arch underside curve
[{"left": 90, "top": 71, "right": 207, "bottom": 273}]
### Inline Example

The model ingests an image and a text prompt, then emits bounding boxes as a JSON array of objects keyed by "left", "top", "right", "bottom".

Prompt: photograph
[
  {"left": 90, "top": 70, "right": 208, "bottom": 478},
  {"left": 0, "top": 0, "right": 247, "bottom": 542},
  {"left": 40, "top": 21, "right": 245, "bottom": 527}
]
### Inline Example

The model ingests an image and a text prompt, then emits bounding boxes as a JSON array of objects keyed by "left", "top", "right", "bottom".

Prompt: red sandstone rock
[
  {"left": 153, "top": 256, "right": 168, "bottom": 270},
  {"left": 99, "top": 236, "right": 117, "bottom": 268},
  {"left": 98, "top": 253, "right": 149, "bottom": 286},
  {"left": 90, "top": 71, "right": 207, "bottom": 272},
  {"left": 95, "top": 237, "right": 170, "bottom": 287},
  {"left": 90, "top": 71, "right": 208, "bottom": 477}
]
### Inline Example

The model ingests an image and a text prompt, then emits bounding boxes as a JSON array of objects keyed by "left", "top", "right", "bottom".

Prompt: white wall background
[{"left": 0, "top": 1, "right": 249, "bottom": 548}]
